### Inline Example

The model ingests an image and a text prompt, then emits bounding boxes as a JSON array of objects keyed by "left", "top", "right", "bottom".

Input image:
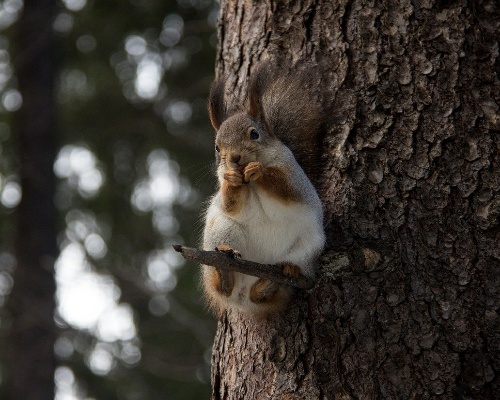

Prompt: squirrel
[{"left": 202, "top": 62, "right": 326, "bottom": 316}]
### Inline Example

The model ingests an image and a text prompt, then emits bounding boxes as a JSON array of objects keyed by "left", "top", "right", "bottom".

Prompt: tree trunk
[
  {"left": 210, "top": 0, "right": 500, "bottom": 399},
  {"left": 7, "top": 1, "right": 58, "bottom": 399}
]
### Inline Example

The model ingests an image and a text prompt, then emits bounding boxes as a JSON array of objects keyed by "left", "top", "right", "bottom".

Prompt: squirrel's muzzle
[{"left": 229, "top": 153, "right": 241, "bottom": 164}]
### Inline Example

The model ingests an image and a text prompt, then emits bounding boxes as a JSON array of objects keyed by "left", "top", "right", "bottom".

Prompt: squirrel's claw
[
  {"left": 280, "top": 262, "right": 301, "bottom": 278},
  {"left": 223, "top": 169, "right": 244, "bottom": 186},
  {"left": 215, "top": 244, "right": 242, "bottom": 259},
  {"left": 243, "top": 161, "right": 264, "bottom": 183}
]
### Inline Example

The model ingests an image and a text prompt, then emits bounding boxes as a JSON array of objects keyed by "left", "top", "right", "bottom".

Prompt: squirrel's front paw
[
  {"left": 215, "top": 244, "right": 242, "bottom": 259},
  {"left": 243, "top": 162, "right": 264, "bottom": 183},
  {"left": 223, "top": 169, "right": 244, "bottom": 186}
]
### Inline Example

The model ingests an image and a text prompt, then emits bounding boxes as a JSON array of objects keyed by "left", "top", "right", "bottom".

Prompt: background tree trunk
[
  {"left": 210, "top": 0, "right": 499, "bottom": 399},
  {"left": 7, "top": 1, "right": 58, "bottom": 399}
]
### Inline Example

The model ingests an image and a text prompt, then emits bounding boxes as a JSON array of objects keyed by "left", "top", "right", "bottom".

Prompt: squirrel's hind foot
[{"left": 249, "top": 278, "right": 280, "bottom": 303}]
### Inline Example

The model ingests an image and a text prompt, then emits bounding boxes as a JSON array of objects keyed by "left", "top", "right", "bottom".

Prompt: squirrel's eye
[
  {"left": 215, "top": 145, "right": 220, "bottom": 153},
  {"left": 250, "top": 129, "right": 259, "bottom": 140}
]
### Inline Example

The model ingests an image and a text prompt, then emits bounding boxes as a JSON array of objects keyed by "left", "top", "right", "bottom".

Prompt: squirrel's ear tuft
[
  {"left": 208, "top": 79, "right": 226, "bottom": 130},
  {"left": 247, "top": 63, "right": 273, "bottom": 119}
]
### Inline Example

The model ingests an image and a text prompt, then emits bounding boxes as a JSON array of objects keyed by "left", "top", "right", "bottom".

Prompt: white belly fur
[{"left": 204, "top": 185, "right": 325, "bottom": 312}]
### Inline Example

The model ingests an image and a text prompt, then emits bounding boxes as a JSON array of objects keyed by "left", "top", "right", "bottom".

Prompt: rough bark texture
[
  {"left": 7, "top": 1, "right": 58, "bottom": 399},
  {"left": 210, "top": 0, "right": 500, "bottom": 399}
]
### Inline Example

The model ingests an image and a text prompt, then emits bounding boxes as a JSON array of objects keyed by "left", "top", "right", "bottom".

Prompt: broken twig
[{"left": 172, "top": 245, "right": 315, "bottom": 290}]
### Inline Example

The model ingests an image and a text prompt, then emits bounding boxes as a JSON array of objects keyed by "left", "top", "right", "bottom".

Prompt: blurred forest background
[{"left": 0, "top": 0, "right": 218, "bottom": 398}]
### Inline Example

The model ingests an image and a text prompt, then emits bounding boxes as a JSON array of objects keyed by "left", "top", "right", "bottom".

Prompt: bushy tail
[{"left": 246, "top": 61, "right": 327, "bottom": 184}]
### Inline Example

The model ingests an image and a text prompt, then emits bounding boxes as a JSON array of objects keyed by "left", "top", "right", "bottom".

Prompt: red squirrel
[{"left": 202, "top": 63, "right": 326, "bottom": 316}]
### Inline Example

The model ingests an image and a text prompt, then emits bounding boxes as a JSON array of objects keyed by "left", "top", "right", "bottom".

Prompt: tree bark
[
  {"left": 210, "top": 0, "right": 500, "bottom": 399},
  {"left": 7, "top": 1, "right": 58, "bottom": 399}
]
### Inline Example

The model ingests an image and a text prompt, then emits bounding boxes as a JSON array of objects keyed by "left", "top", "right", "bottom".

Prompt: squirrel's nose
[{"left": 230, "top": 153, "right": 241, "bottom": 164}]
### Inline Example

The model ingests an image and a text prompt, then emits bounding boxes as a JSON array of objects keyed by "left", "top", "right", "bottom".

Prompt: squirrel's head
[
  {"left": 213, "top": 112, "right": 278, "bottom": 171},
  {"left": 208, "top": 75, "right": 280, "bottom": 173},
  {"left": 208, "top": 61, "right": 325, "bottom": 185}
]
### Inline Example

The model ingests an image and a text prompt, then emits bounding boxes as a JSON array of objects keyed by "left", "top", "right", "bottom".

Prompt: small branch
[{"left": 173, "top": 245, "right": 315, "bottom": 290}]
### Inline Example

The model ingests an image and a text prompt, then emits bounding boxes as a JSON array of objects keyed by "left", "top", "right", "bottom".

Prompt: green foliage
[{"left": 0, "top": 0, "right": 218, "bottom": 398}]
